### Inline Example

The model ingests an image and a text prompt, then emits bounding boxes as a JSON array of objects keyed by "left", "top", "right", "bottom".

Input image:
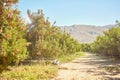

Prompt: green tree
[
  {"left": 0, "top": 0, "right": 28, "bottom": 69},
  {"left": 91, "top": 23, "right": 120, "bottom": 59},
  {"left": 27, "top": 9, "right": 81, "bottom": 60},
  {"left": 27, "top": 10, "right": 61, "bottom": 59}
]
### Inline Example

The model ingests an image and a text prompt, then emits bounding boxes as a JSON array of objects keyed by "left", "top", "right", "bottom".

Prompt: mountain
[{"left": 61, "top": 25, "right": 114, "bottom": 43}]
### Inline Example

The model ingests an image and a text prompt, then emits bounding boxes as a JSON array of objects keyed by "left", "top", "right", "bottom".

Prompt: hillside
[{"left": 62, "top": 25, "right": 113, "bottom": 43}]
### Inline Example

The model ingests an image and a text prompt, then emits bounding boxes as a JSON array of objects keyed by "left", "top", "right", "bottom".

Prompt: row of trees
[
  {"left": 90, "top": 23, "right": 120, "bottom": 59},
  {"left": 0, "top": 0, "right": 81, "bottom": 70},
  {"left": 26, "top": 10, "right": 81, "bottom": 59},
  {"left": 76, "top": 23, "right": 120, "bottom": 59}
]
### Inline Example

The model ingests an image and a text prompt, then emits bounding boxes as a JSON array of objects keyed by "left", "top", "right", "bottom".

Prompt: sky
[{"left": 18, "top": 0, "right": 120, "bottom": 26}]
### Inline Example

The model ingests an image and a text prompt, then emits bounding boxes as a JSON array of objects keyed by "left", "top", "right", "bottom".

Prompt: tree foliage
[
  {"left": 0, "top": 0, "right": 28, "bottom": 69},
  {"left": 90, "top": 23, "right": 120, "bottom": 59},
  {"left": 27, "top": 10, "right": 81, "bottom": 59},
  {"left": 79, "top": 43, "right": 91, "bottom": 52}
]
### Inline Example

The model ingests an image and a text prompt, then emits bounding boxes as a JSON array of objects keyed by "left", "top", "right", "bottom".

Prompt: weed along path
[{"left": 52, "top": 53, "right": 120, "bottom": 80}]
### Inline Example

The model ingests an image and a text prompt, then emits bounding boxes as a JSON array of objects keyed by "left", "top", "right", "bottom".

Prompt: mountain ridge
[{"left": 61, "top": 24, "right": 114, "bottom": 43}]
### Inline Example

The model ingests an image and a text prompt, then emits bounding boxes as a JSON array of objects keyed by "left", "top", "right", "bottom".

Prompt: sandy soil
[{"left": 52, "top": 53, "right": 120, "bottom": 80}]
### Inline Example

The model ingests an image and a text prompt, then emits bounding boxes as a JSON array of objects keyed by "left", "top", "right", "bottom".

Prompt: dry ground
[{"left": 52, "top": 53, "right": 120, "bottom": 80}]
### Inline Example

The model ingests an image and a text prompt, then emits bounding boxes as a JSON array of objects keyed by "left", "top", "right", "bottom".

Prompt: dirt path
[{"left": 52, "top": 53, "right": 120, "bottom": 80}]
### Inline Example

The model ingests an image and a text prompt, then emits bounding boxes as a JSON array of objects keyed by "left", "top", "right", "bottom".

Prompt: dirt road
[{"left": 53, "top": 53, "right": 120, "bottom": 80}]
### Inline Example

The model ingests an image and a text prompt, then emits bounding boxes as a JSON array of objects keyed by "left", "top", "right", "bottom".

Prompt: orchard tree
[
  {"left": 27, "top": 9, "right": 62, "bottom": 59},
  {"left": 0, "top": 0, "right": 28, "bottom": 69},
  {"left": 91, "top": 22, "right": 120, "bottom": 59}
]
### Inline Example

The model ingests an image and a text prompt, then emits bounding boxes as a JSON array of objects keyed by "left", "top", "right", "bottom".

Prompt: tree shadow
[{"left": 72, "top": 54, "right": 120, "bottom": 79}]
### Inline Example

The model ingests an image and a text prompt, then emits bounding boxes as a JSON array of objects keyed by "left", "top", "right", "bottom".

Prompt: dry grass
[{"left": 0, "top": 64, "right": 58, "bottom": 80}]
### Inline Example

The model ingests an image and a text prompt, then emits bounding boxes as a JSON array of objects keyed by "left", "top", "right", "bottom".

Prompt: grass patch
[
  {"left": 59, "top": 52, "right": 85, "bottom": 63},
  {"left": 0, "top": 64, "right": 58, "bottom": 80},
  {"left": 0, "top": 52, "right": 84, "bottom": 80}
]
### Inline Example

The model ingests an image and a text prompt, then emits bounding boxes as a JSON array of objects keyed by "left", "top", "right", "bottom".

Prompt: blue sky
[{"left": 18, "top": 0, "right": 120, "bottom": 26}]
